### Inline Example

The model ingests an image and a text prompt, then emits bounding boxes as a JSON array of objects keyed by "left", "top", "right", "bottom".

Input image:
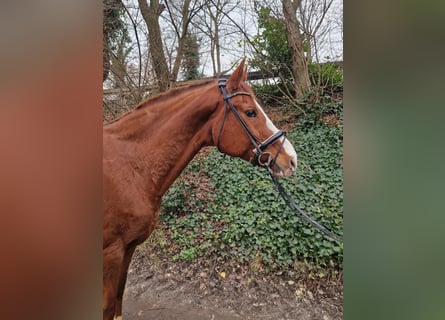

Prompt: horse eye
[{"left": 245, "top": 110, "right": 257, "bottom": 118}]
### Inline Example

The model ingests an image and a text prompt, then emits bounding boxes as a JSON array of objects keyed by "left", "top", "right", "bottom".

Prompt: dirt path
[
  {"left": 122, "top": 246, "right": 342, "bottom": 320},
  {"left": 123, "top": 297, "right": 241, "bottom": 320}
]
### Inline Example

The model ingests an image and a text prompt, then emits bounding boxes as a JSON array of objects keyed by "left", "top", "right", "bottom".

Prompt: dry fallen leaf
[{"left": 219, "top": 271, "right": 226, "bottom": 278}]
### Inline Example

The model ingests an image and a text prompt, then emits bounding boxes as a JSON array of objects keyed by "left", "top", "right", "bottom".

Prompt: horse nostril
[{"left": 290, "top": 158, "right": 297, "bottom": 171}]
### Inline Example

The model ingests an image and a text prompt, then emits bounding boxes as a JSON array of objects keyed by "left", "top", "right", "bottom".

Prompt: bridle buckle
[{"left": 256, "top": 151, "right": 273, "bottom": 167}]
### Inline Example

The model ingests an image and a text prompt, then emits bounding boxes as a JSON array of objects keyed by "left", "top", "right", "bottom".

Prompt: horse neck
[{"left": 105, "top": 82, "right": 220, "bottom": 197}]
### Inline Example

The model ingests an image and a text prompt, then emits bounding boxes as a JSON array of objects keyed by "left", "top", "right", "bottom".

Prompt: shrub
[
  {"left": 309, "top": 62, "right": 343, "bottom": 89},
  {"left": 160, "top": 118, "right": 343, "bottom": 272}
]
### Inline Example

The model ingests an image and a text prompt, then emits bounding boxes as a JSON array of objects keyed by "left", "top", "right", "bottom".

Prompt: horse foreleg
[
  {"left": 103, "top": 241, "right": 125, "bottom": 320},
  {"left": 114, "top": 246, "right": 136, "bottom": 320}
]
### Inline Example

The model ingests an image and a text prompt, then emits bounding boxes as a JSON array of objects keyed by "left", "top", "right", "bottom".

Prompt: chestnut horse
[{"left": 103, "top": 60, "right": 297, "bottom": 320}]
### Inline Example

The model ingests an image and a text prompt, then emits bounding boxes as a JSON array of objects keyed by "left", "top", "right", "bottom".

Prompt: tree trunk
[
  {"left": 282, "top": 0, "right": 311, "bottom": 99},
  {"left": 169, "top": 0, "right": 192, "bottom": 87},
  {"left": 214, "top": 17, "right": 221, "bottom": 76},
  {"left": 210, "top": 35, "right": 216, "bottom": 76},
  {"left": 206, "top": 1, "right": 221, "bottom": 77},
  {"left": 138, "top": 0, "right": 169, "bottom": 92},
  {"left": 103, "top": 36, "right": 111, "bottom": 82}
]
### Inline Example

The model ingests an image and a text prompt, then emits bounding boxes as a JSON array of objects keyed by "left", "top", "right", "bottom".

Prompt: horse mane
[{"left": 104, "top": 79, "right": 216, "bottom": 126}]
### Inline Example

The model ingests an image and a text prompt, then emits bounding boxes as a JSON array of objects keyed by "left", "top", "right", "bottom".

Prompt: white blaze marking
[
  {"left": 255, "top": 100, "right": 279, "bottom": 133},
  {"left": 255, "top": 100, "right": 298, "bottom": 168}
]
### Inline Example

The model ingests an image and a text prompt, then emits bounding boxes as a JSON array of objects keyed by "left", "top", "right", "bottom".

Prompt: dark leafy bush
[
  {"left": 252, "top": 83, "right": 286, "bottom": 106},
  {"left": 299, "top": 94, "right": 343, "bottom": 127},
  {"left": 160, "top": 117, "right": 343, "bottom": 272},
  {"left": 309, "top": 62, "right": 343, "bottom": 89}
]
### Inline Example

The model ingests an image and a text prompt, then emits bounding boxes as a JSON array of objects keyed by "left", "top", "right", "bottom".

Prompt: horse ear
[
  {"left": 226, "top": 59, "right": 247, "bottom": 92},
  {"left": 241, "top": 61, "right": 248, "bottom": 82}
]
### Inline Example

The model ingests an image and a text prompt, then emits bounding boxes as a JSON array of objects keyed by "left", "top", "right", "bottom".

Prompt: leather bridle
[{"left": 217, "top": 79, "right": 286, "bottom": 168}]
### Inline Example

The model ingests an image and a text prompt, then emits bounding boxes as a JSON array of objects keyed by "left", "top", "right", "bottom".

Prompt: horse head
[{"left": 213, "top": 60, "right": 297, "bottom": 177}]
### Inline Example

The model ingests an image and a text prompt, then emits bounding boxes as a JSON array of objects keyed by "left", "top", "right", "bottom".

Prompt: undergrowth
[
  {"left": 159, "top": 100, "right": 343, "bottom": 275},
  {"left": 162, "top": 117, "right": 343, "bottom": 276}
]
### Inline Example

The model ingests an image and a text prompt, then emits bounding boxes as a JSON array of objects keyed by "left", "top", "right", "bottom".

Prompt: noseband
[{"left": 217, "top": 79, "right": 286, "bottom": 167}]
